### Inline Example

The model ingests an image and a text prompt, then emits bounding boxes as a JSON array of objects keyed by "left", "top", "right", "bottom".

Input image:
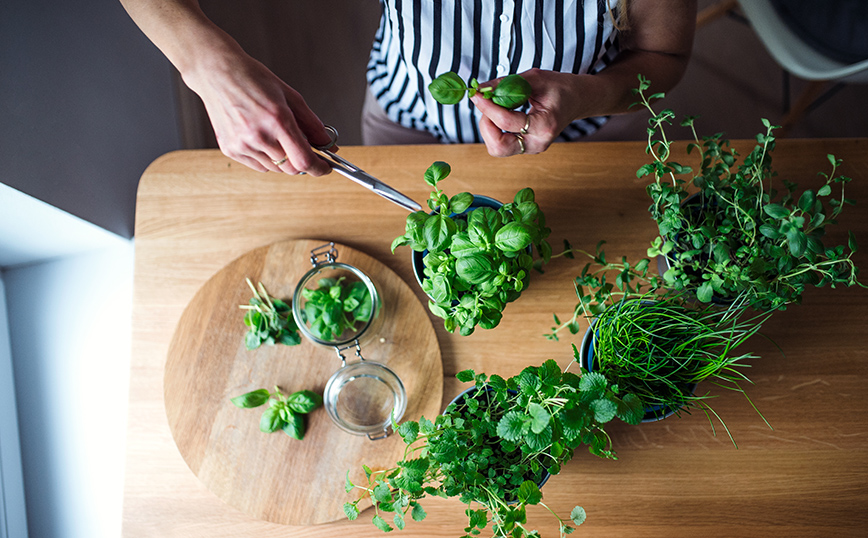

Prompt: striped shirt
[{"left": 366, "top": 0, "right": 622, "bottom": 144}]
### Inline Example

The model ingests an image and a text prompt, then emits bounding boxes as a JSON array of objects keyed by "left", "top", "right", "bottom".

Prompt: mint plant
[
  {"left": 634, "top": 74, "right": 863, "bottom": 310},
  {"left": 230, "top": 386, "right": 322, "bottom": 440},
  {"left": 391, "top": 161, "right": 552, "bottom": 335},
  {"left": 344, "top": 360, "right": 642, "bottom": 537},
  {"left": 299, "top": 276, "right": 372, "bottom": 342},
  {"left": 239, "top": 279, "right": 301, "bottom": 350},
  {"left": 429, "top": 71, "right": 532, "bottom": 109}
]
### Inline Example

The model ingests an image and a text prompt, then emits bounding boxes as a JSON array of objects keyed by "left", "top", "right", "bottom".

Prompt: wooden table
[{"left": 126, "top": 139, "right": 868, "bottom": 537}]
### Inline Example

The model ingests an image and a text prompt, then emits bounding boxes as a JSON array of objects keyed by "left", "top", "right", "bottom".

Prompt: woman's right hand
[{"left": 182, "top": 46, "right": 333, "bottom": 175}]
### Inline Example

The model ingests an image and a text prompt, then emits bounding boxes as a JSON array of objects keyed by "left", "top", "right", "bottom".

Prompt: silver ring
[
  {"left": 520, "top": 115, "right": 530, "bottom": 135},
  {"left": 272, "top": 155, "right": 288, "bottom": 166},
  {"left": 515, "top": 133, "right": 525, "bottom": 155}
]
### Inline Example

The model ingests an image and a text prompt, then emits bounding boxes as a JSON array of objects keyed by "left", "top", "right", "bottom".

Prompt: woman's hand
[
  {"left": 183, "top": 47, "right": 333, "bottom": 175},
  {"left": 470, "top": 69, "right": 589, "bottom": 157}
]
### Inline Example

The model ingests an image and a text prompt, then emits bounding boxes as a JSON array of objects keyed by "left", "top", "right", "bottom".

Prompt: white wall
[
  {"left": 0, "top": 274, "right": 28, "bottom": 538},
  {"left": 1, "top": 182, "right": 134, "bottom": 538}
]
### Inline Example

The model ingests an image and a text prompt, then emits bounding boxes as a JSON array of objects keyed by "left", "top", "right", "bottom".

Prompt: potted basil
[
  {"left": 344, "top": 359, "right": 643, "bottom": 536},
  {"left": 391, "top": 162, "right": 552, "bottom": 335},
  {"left": 633, "top": 75, "right": 863, "bottom": 311}
]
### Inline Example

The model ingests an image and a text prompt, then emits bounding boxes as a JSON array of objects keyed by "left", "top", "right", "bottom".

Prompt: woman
[{"left": 120, "top": 0, "right": 696, "bottom": 175}]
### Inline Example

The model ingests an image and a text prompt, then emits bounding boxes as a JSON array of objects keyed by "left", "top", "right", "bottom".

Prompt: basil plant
[{"left": 392, "top": 162, "right": 552, "bottom": 335}]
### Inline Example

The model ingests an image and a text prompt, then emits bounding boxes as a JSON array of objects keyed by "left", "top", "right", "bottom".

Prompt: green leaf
[
  {"left": 397, "top": 421, "right": 420, "bottom": 443},
  {"left": 259, "top": 405, "right": 283, "bottom": 433},
  {"left": 393, "top": 513, "right": 406, "bottom": 531},
  {"left": 373, "top": 483, "right": 393, "bottom": 503},
  {"left": 372, "top": 515, "right": 393, "bottom": 532},
  {"left": 578, "top": 371, "right": 607, "bottom": 394},
  {"left": 787, "top": 229, "right": 808, "bottom": 257},
  {"left": 527, "top": 403, "right": 550, "bottom": 434},
  {"left": 450, "top": 192, "right": 474, "bottom": 214},
  {"left": 763, "top": 203, "right": 790, "bottom": 219},
  {"left": 287, "top": 390, "right": 322, "bottom": 414},
  {"left": 616, "top": 393, "right": 644, "bottom": 425},
  {"left": 591, "top": 398, "right": 617, "bottom": 423},
  {"left": 344, "top": 502, "right": 359, "bottom": 520},
  {"left": 345, "top": 471, "right": 355, "bottom": 493},
  {"left": 455, "top": 253, "right": 496, "bottom": 284},
  {"left": 491, "top": 74, "right": 532, "bottom": 109},
  {"left": 798, "top": 190, "right": 816, "bottom": 213},
  {"left": 230, "top": 389, "right": 270, "bottom": 409},
  {"left": 456, "top": 370, "right": 475, "bottom": 383},
  {"left": 570, "top": 506, "right": 587, "bottom": 526},
  {"left": 411, "top": 502, "right": 427, "bottom": 521},
  {"left": 818, "top": 184, "right": 832, "bottom": 197},
  {"left": 428, "top": 72, "right": 467, "bottom": 105},
  {"left": 849, "top": 231, "right": 858, "bottom": 253},
  {"left": 696, "top": 281, "right": 714, "bottom": 303},
  {"left": 496, "top": 410, "right": 528, "bottom": 441},
  {"left": 423, "top": 214, "right": 457, "bottom": 252},
  {"left": 517, "top": 480, "right": 543, "bottom": 505},
  {"left": 494, "top": 222, "right": 534, "bottom": 252},
  {"left": 281, "top": 411, "right": 305, "bottom": 439}
]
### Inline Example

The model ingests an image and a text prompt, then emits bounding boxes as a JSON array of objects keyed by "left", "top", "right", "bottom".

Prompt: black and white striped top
[{"left": 366, "top": 0, "right": 622, "bottom": 144}]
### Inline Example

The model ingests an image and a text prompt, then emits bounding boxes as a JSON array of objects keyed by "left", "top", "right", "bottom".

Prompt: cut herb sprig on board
[
  {"left": 230, "top": 386, "right": 322, "bottom": 440},
  {"left": 239, "top": 278, "right": 301, "bottom": 349}
]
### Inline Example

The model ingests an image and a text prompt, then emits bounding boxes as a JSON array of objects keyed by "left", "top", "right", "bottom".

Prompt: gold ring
[
  {"left": 515, "top": 133, "right": 525, "bottom": 155},
  {"left": 272, "top": 155, "right": 288, "bottom": 166},
  {"left": 520, "top": 115, "right": 530, "bottom": 135}
]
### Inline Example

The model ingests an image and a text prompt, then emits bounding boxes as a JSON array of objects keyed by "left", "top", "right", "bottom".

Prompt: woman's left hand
[{"left": 470, "top": 68, "right": 591, "bottom": 157}]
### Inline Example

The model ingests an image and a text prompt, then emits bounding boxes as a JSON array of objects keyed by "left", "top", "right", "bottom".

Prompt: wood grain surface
[
  {"left": 163, "top": 239, "right": 442, "bottom": 525},
  {"left": 127, "top": 140, "right": 868, "bottom": 537}
]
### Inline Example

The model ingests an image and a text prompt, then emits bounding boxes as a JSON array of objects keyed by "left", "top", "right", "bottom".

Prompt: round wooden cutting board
[{"left": 164, "top": 239, "right": 443, "bottom": 525}]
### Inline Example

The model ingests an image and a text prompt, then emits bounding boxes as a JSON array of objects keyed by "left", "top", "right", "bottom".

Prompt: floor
[{"left": 181, "top": 1, "right": 868, "bottom": 148}]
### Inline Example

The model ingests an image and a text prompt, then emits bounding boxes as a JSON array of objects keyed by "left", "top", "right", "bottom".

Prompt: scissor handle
[{"left": 313, "top": 125, "right": 340, "bottom": 151}]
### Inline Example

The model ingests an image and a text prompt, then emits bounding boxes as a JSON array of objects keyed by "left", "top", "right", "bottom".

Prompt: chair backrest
[{"left": 737, "top": 0, "right": 868, "bottom": 83}]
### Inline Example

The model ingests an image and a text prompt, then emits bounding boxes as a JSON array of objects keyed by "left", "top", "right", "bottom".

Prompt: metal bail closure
[{"left": 309, "top": 241, "right": 338, "bottom": 267}]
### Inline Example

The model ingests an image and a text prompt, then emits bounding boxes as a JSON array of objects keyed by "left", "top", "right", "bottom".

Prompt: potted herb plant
[
  {"left": 344, "top": 359, "right": 643, "bottom": 537},
  {"left": 547, "top": 243, "right": 771, "bottom": 444},
  {"left": 391, "top": 161, "right": 552, "bottom": 335},
  {"left": 634, "top": 75, "right": 863, "bottom": 310}
]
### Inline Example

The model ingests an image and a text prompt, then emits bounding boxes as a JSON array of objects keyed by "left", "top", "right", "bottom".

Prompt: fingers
[{"left": 471, "top": 94, "right": 536, "bottom": 157}]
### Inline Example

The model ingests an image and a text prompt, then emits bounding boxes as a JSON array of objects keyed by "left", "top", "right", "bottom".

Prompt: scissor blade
[{"left": 328, "top": 163, "right": 422, "bottom": 212}]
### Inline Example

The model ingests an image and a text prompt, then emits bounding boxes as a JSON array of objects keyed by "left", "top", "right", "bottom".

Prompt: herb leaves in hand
[
  {"left": 300, "top": 277, "right": 373, "bottom": 342},
  {"left": 240, "top": 278, "right": 301, "bottom": 350},
  {"left": 230, "top": 386, "right": 322, "bottom": 440},
  {"left": 429, "top": 71, "right": 532, "bottom": 109}
]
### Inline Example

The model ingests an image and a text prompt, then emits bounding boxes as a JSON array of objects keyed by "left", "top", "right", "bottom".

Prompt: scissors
[{"left": 312, "top": 125, "right": 422, "bottom": 212}]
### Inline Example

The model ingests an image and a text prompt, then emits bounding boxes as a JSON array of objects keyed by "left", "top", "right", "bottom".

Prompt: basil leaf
[
  {"left": 260, "top": 405, "right": 284, "bottom": 433},
  {"left": 230, "top": 388, "right": 270, "bottom": 409},
  {"left": 456, "top": 253, "right": 496, "bottom": 284},
  {"left": 494, "top": 222, "right": 534, "bottom": 252},
  {"left": 491, "top": 74, "right": 532, "bottom": 109},
  {"left": 428, "top": 72, "right": 467, "bottom": 105},
  {"left": 424, "top": 214, "right": 457, "bottom": 252},
  {"left": 287, "top": 390, "right": 323, "bottom": 414},
  {"left": 449, "top": 192, "right": 474, "bottom": 214},
  {"left": 281, "top": 410, "right": 305, "bottom": 439}
]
